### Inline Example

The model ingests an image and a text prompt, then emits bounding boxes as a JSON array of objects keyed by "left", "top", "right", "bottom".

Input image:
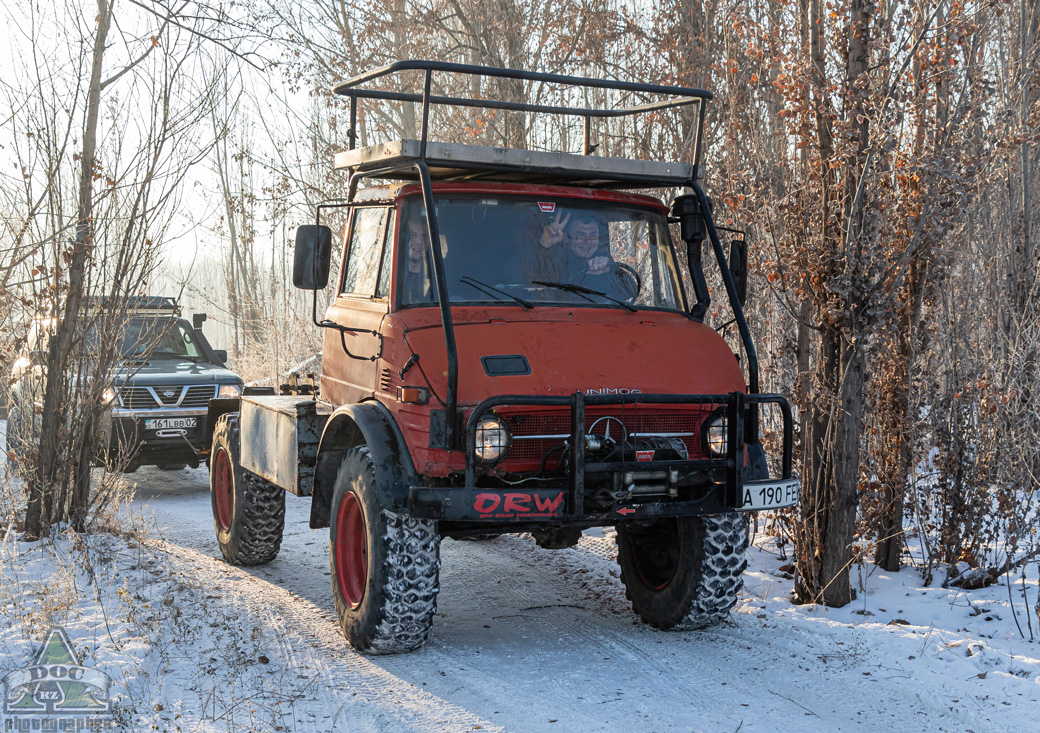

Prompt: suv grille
[
  {"left": 181, "top": 385, "right": 217, "bottom": 407},
  {"left": 499, "top": 406, "right": 709, "bottom": 468},
  {"left": 118, "top": 385, "right": 216, "bottom": 410},
  {"left": 122, "top": 387, "right": 160, "bottom": 410}
]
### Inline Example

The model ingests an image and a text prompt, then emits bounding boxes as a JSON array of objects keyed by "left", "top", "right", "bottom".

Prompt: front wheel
[
  {"left": 616, "top": 513, "right": 748, "bottom": 629},
  {"left": 330, "top": 445, "right": 441, "bottom": 654},
  {"left": 210, "top": 413, "right": 285, "bottom": 565}
]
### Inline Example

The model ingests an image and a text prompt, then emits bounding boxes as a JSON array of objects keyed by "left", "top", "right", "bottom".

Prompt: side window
[
  {"left": 341, "top": 207, "right": 388, "bottom": 296},
  {"left": 375, "top": 210, "right": 396, "bottom": 298}
]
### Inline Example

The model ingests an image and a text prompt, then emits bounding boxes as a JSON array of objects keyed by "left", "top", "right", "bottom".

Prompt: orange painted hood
[{"left": 401, "top": 309, "right": 746, "bottom": 405}]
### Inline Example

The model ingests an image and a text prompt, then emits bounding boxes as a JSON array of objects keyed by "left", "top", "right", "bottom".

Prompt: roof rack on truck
[{"left": 331, "top": 59, "right": 711, "bottom": 188}]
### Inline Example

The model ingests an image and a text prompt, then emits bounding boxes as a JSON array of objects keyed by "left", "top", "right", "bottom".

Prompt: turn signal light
[{"left": 397, "top": 386, "right": 429, "bottom": 404}]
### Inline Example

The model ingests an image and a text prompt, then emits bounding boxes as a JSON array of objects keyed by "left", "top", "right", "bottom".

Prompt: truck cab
[{"left": 207, "top": 61, "right": 799, "bottom": 655}]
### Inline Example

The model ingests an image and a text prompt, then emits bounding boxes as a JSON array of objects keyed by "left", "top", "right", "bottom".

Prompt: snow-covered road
[{"left": 125, "top": 465, "right": 1040, "bottom": 732}]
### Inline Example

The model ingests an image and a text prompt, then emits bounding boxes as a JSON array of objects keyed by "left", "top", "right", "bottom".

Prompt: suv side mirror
[
  {"left": 293, "top": 225, "right": 333, "bottom": 290},
  {"left": 214, "top": 348, "right": 228, "bottom": 365},
  {"left": 728, "top": 239, "right": 748, "bottom": 307}
]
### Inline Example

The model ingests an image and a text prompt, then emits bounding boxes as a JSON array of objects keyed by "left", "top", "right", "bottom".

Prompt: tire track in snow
[
  {"left": 133, "top": 467, "right": 1010, "bottom": 733},
  {"left": 169, "top": 544, "right": 502, "bottom": 733},
  {"left": 136, "top": 469, "right": 501, "bottom": 732}
]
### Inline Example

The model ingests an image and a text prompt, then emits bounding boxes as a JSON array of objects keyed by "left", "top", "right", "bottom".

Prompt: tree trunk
[
  {"left": 24, "top": 0, "right": 111, "bottom": 540},
  {"left": 820, "top": 338, "right": 866, "bottom": 604},
  {"left": 795, "top": 0, "right": 871, "bottom": 605}
]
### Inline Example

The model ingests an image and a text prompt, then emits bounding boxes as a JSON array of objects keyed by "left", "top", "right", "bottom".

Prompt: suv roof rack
[
  {"left": 87, "top": 295, "right": 180, "bottom": 317},
  {"left": 332, "top": 60, "right": 711, "bottom": 189}
]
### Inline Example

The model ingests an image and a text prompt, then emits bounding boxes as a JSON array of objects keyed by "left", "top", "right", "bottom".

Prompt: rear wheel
[
  {"left": 330, "top": 445, "right": 440, "bottom": 654},
  {"left": 209, "top": 413, "right": 285, "bottom": 565},
  {"left": 616, "top": 513, "right": 747, "bottom": 629}
]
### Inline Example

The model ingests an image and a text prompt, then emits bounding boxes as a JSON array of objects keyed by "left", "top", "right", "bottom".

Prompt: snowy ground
[{"left": 2, "top": 421, "right": 1039, "bottom": 731}]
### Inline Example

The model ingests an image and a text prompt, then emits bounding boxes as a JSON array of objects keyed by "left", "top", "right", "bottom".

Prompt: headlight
[
  {"left": 704, "top": 414, "right": 728, "bottom": 457},
  {"left": 102, "top": 387, "right": 118, "bottom": 405},
  {"left": 474, "top": 415, "right": 511, "bottom": 463},
  {"left": 218, "top": 384, "right": 242, "bottom": 398}
]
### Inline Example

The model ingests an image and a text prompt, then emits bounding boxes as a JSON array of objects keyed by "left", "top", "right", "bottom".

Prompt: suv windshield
[
  {"left": 81, "top": 318, "right": 204, "bottom": 361},
  {"left": 119, "top": 319, "right": 202, "bottom": 360},
  {"left": 398, "top": 195, "right": 685, "bottom": 311}
]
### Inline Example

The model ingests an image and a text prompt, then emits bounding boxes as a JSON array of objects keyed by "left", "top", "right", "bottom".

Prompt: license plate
[
  {"left": 741, "top": 478, "right": 800, "bottom": 511},
  {"left": 144, "top": 417, "right": 197, "bottom": 430}
]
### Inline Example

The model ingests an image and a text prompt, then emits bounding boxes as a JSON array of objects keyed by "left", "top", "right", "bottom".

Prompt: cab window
[
  {"left": 341, "top": 207, "right": 389, "bottom": 296},
  {"left": 375, "top": 210, "right": 396, "bottom": 298}
]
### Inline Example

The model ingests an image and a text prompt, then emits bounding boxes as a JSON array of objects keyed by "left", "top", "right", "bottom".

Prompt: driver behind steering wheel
[{"left": 538, "top": 210, "right": 638, "bottom": 300}]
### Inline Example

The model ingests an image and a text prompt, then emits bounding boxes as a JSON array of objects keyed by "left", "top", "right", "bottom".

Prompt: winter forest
[{"left": 1, "top": 0, "right": 1038, "bottom": 619}]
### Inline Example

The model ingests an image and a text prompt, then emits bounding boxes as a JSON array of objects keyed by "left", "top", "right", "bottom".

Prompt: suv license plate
[
  {"left": 145, "top": 417, "right": 197, "bottom": 430},
  {"left": 741, "top": 478, "right": 800, "bottom": 511}
]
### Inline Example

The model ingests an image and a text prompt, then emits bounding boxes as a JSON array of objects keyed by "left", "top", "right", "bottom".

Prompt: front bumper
[
  {"left": 409, "top": 391, "right": 799, "bottom": 523},
  {"left": 105, "top": 408, "right": 210, "bottom": 468}
]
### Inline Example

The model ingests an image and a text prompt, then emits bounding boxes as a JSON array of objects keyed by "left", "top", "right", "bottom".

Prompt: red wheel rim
[
  {"left": 335, "top": 492, "right": 367, "bottom": 608},
  {"left": 213, "top": 447, "right": 234, "bottom": 531}
]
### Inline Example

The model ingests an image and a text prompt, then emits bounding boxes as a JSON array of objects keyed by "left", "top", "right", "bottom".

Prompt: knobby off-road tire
[
  {"left": 210, "top": 413, "right": 285, "bottom": 565},
  {"left": 617, "top": 512, "right": 748, "bottom": 630},
  {"left": 330, "top": 445, "right": 441, "bottom": 655}
]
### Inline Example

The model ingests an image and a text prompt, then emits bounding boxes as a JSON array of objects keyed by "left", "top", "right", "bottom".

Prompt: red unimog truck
[{"left": 205, "top": 61, "right": 799, "bottom": 654}]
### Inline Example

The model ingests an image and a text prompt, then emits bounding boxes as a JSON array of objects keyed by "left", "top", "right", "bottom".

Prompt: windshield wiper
[
  {"left": 531, "top": 280, "right": 636, "bottom": 312},
  {"left": 459, "top": 276, "right": 535, "bottom": 309}
]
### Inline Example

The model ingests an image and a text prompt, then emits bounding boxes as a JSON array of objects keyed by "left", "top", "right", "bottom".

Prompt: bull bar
[{"left": 408, "top": 391, "right": 797, "bottom": 523}]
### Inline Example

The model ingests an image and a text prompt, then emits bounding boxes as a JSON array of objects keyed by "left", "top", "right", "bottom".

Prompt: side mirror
[
  {"left": 728, "top": 239, "right": 748, "bottom": 307},
  {"left": 192, "top": 313, "right": 207, "bottom": 330},
  {"left": 214, "top": 348, "right": 228, "bottom": 366},
  {"left": 293, "top": 225, "right": 333, "bottom": 290}
]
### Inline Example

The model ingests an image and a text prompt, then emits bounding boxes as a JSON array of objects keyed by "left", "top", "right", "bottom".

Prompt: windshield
[
  {"left": 83, "top": 318, "right": 203, "bottom": 361},
  {"left": 398, "top": 194, "right": 685, "bottom": 311},
  {"left": 120, "top": 319, "right": 202, "bottom": 360}
]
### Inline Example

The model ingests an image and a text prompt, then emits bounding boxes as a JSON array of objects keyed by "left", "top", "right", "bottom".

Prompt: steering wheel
[{"left": 613, "top": 262, "right": 641, "bottom": 301}]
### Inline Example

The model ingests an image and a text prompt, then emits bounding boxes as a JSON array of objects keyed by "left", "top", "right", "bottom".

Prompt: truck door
[{"left": 321, "top": 206, "right": 393, "bottom": 406}]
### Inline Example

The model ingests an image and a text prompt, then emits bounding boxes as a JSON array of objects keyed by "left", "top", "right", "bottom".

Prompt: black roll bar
[{"left": 691, "top": 182, "right": 761, "bottom": 437}]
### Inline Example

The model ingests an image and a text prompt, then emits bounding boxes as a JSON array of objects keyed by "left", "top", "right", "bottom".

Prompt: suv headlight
[
  {"left": 474, "top": 415, "right": 511, "bottom": 463},
  {"left": 703, "top": 414, "right": 728, "bottom": 457},
  {"left": 218, "top": 384, "right": 242, "bottom": 398},
  {"left": 102, "top": 387, "right": 118, "bottom": 405}
]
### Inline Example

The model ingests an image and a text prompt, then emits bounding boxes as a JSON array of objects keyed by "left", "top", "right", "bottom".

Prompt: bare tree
[{"left": 2, "top": 0, "right": 236, "bottom": 538}]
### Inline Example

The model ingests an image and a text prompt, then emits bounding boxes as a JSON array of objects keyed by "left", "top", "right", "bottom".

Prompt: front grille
[
  {"left": 499, "top": 406, "right": 710, "bottom": 467},
  {"left": 122, "top": 387, "right": 159, "bottom": 410},
  {"left": 118, "top": 384, "right": 215, "bottom": 409},
  {"left": 182, "top": 385, "right": 216, "bottom": 407}
]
